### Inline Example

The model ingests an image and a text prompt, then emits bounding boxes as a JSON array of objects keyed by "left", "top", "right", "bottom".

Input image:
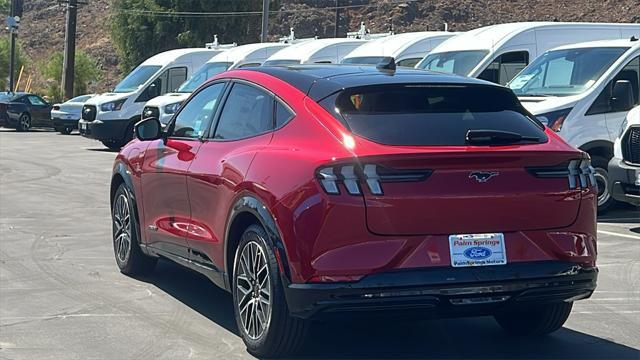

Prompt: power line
[{"left": 109, "top": 0, "right": 416, "bottom": 18}]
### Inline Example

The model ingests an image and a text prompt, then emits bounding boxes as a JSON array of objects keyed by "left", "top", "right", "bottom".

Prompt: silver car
[{"left": 51, "top": 94, "right": 96, "bottom": 134}]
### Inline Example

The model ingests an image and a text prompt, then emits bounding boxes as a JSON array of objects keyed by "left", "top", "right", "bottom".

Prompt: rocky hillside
[{"left": 7, "top": 0, "right": 640, "bottom": 93}]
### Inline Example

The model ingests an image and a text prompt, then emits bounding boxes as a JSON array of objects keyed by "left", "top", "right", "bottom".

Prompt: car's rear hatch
[
  {"left": 320, "top": 82, "right": 586, "bottom": 235},
  {"left": 358, "top": 150, "right": 582, "bottom": 235}
]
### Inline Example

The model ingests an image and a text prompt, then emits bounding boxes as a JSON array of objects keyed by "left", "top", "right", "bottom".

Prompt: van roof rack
[
  {"left": 205, "top": 35, "right": 237, "bottom": 50},
  {"left": 347, "top": 22, "right": 394, "bottom": 40},
  {"left": 279, "top": 28, "right": 318, "bottom": 44}
]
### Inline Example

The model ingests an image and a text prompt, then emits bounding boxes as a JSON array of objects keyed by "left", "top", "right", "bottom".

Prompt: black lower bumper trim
[
  {"left": 284, "top": 261, "right": 597, "bottom": 319},
  {"left": 79, "top": 118, "right": 131, "bottom": 142},
  {"left": 608, "top": 158, "right": 640, "bottom": 206}
]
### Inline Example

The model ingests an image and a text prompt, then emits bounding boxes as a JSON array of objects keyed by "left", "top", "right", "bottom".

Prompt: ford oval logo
[{"left": 463, "top": 246, "right": 492, "bottom": 260}]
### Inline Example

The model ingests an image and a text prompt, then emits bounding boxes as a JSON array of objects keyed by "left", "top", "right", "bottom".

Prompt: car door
[
  {"left": 587, "top": 56, "right": 640, "bottom": 141},
  {"left": 140, "top": 81, "right": 228, "bottom": 256},
  {"left": 604, "top": 56, "right": 640, "bottom": 139},
  {"left": 27, "top": 95, "right": 51, "bottom": 125},
  {"left": 186, "top": 81, "right": 280, "bottom": 269}
]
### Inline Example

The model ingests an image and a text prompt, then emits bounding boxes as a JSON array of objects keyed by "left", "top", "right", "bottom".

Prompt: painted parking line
[
  {"left": 597, "top": 229, "right": 640, "bottom": 240},
  {"left": 598, "top": 217, "right": 640, "bottom": 222}
]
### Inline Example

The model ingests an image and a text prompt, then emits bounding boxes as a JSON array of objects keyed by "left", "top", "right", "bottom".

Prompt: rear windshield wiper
[{"left": 466, "top": 129, "right": 540, "bottom": 145}]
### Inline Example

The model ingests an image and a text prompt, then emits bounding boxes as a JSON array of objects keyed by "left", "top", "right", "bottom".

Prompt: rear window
[{"left": 321, "top": 84, "right": 547, "bottom": 146}]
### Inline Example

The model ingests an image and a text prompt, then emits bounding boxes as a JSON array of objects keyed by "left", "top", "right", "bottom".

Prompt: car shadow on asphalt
[
  {"left": 141, "top": 259, "right": 639, "bottom": 360},
  {"left": 597, "top": 203, "right": 640, "bottom": 224},
  {"left": 86, "top": 147, "right": 121, "bottom": 153}
]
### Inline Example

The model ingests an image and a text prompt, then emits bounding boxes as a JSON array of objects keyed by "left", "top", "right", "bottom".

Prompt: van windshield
[
  {"left": 113, "top": 65, "right": 161, "bottom": 93},
  {"left": 342, "top": 56, "right": 386, "bottom": 65},
  {"left": 262, "top": 59, "right": 302, "bottom": 66},
  {"left": 509, "top": 47, "right": 628, "bottom": 97},
  {"left": 416, "top": 50, "right": 488, "bottom": 76},
  {"left": 177, "top": 62, "right": 232, "bottom": 93}
]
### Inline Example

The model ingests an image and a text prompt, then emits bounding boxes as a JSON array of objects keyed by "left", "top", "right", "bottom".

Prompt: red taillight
[
  {"left": 316, "top": 164, "right": 432, "bottom": 196},
  {"left": 53, "top": 105, "right": 60, "bottom": 110},
  {"left": 527, "top": 158, "right": 596, "bottom": 189}
]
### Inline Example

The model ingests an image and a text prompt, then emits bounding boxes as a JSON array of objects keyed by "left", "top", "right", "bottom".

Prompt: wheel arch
[
  {"left": 579, "top": 140, "right": 614, "bottom": 162},
  {"left": 224, "top": 194, "right": 291, "bottom": 290},
  {"left": 110, "top": 162, "right": 148, "bottom": 250}
]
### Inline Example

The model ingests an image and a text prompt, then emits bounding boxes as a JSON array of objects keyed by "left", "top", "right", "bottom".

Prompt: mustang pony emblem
[{"left": 469, "top": 171, "right": 500, "bottom": 183}]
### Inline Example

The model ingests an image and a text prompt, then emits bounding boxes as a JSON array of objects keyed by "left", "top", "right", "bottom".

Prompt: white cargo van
[
  {"left": 79, "top": 48, "right": 217, "bottom": 149},
  {"left": 416, "top": 22, "right": 640, "bottom": 85},
  {"left": 143, "top": 42, "right": 288, "bottom": 125},
  {"left": 509, "top": 38, "right": 640, "bottom": 211},
  {"left": 262, "top": 38, "right": 367, "bottom": 66},
  {"left": 341, "top": 31, "right": 458, "bottom": 67}
]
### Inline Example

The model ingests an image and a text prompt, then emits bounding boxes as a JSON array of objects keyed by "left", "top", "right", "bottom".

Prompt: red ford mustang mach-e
[{"left": 110, "top": 64, "right": 598, "bottom": 357}]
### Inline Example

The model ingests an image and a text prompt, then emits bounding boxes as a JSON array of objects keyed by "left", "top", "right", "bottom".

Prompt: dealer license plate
[{"left": 449, "top": 233, "right": 506, "bottom": 267}]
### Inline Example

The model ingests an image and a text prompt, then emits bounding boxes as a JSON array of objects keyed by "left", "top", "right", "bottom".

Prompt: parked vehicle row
[
  {"left": 2, "top": 21, "right": 638, "bottom": 213},
  {"left": 145, "top": 42, "right": 288, "bottom": 125},
  {"left": 511, "top": 38, "right": 640, "bottom": 211}
]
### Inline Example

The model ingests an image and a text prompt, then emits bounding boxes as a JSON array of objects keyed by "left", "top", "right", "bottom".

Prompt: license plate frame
[{"left": 449, "top": 233, "right": 507, "bottom": 267}]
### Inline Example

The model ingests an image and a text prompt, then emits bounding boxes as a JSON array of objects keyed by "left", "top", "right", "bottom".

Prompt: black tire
[
  {"left": 591, "top": 156, "right": 614, "bottom": 214},
  {"left": 232, "top": 224, "right": 309, "bottom": 358},
  {"left": 111, "top": 183, "right": 157, "bottom": 276},
  {"left": 494, "top": 302, "right": 573, "bottom": 336},
  {"left": 16, "top": 113, "right": 31, "bottom": 132},
  {"left": 60, "top": 126, "right": 73, "bottom": 135}
]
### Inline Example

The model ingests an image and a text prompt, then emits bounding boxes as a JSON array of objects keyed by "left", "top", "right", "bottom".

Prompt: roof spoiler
[{"left": 376, "top": 57, "right": 396, "bottom": 72}]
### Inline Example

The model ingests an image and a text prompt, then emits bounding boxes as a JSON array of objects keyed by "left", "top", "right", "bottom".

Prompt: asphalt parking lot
[{"left": 0, "top": 129, "right": 638, "bottom": 360}]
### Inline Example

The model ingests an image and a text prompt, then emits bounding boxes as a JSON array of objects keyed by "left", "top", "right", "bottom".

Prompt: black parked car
[{"left": 0, "top": 92, "right": 53, "bottom": 132}]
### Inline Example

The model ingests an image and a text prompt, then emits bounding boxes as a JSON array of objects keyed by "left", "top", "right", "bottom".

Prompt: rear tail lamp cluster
[
  {"left": 527, "top": 158, "right": 596, "bottom": 189},
  {"left": 316, "top": 164, "right": 431, "bottom": 195}
]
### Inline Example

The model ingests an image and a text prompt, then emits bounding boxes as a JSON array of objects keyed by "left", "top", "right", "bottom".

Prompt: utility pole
[
  {"left": 334, "top": 0, "right": 339, "bottom": 37},
  {"left": 8, "top": 0, "right": 22, "bottom": 93},
  {"left": 260, "top": 0, "right": 269, "bottom": 42},
  {"left": 61, "top": 0, "right": 78, "bottom": 100}
]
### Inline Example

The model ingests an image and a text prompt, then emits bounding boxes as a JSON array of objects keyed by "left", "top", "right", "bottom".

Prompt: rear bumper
[
  {"left": 79, "top": 118, "right": 129, "bottom": 142},
  {"left": 608, "top": 157, "right": 640, "bottom": 206},
  {"left": 284, "top": 261, "right": 597, "bottom": 319},
  {"left": 52, "top": 117, "right": 79, "bottom": 129}
]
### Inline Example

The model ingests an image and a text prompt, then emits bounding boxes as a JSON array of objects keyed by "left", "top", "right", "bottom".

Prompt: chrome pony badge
[{"left": 469, "top": 171, "right": 500, "bottom": 183}]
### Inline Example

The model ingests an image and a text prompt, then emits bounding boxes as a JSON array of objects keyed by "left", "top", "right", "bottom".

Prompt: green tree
[
  {"left": 40, "top": 51, "right": 101, "bottom": 102},
  {"left": 0, "top": 37, "right": 27, "bottom": 91},
  {"left": 109, "top": 0, "right": 276, "bottom": 72},
  {"left": 0, "top": 0, "right": 9, "bottom": 15}
]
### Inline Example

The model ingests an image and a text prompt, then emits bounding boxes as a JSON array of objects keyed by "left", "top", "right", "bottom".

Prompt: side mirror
[
  {"left": 611, "top": 80, "right": 634, "bottom": 112},
  {"left": 148, "top": 82, "right": 160, "bottom": 99},
  {"left": 135, "top": 117, "right": 163, "bottom": 141}
]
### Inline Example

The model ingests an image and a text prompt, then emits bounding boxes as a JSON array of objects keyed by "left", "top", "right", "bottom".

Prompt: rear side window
[
  {"left": 214, "top": 83, "right": 274, "bottom": 140},
  {"left": 323, "top": 84, "right": 546, "bottom": 146},
  {"left": 275, "top": 101, "right": 294, "bottom": 128}
]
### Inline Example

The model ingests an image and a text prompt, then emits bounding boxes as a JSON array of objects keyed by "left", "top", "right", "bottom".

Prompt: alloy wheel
[
  {"left": 19, "top": 115, "right": 30, "bottom": 131},
  {"left": 112, "top": 193, "right": 132, "bottom": 264},
  {"left": 235, "top": 240, "right": 272, "bottom": 340}
]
